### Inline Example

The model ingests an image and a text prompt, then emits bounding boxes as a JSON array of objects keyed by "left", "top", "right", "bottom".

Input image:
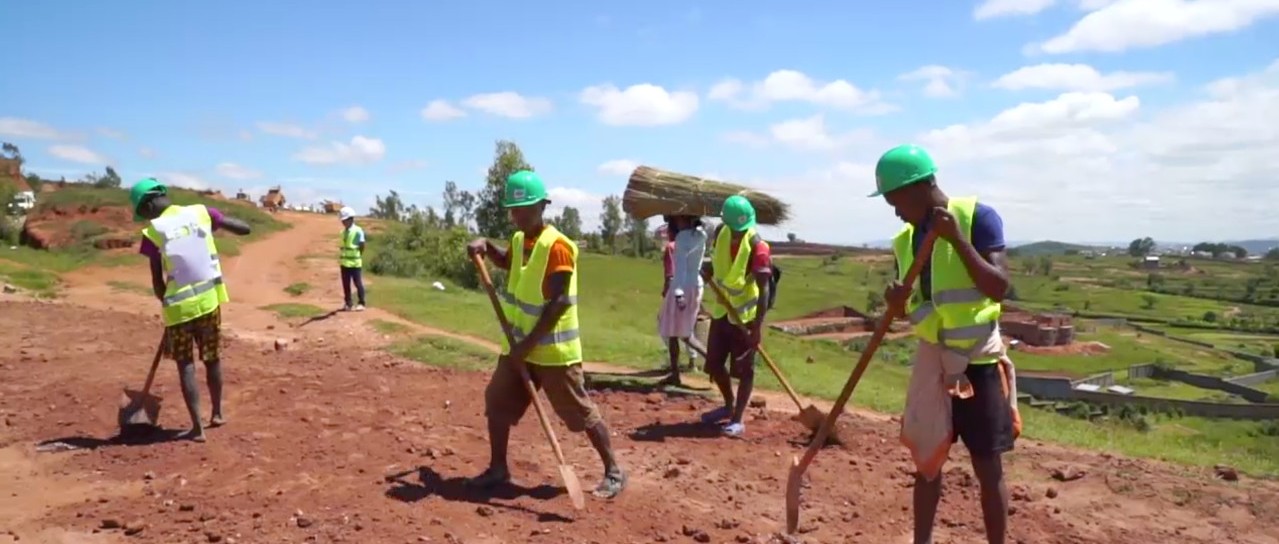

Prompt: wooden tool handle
[
  {"left": 794, "top": 231, "right": 939, "bottom": 470},
  {"left": 470, "top": 253, "right": 572, "bottom": 465},
  {"left": 140, "top": 330, "right": 167, "bottom": 395},
  {"left": 701, "top": 270, "right": 806, "bottom": 409}
]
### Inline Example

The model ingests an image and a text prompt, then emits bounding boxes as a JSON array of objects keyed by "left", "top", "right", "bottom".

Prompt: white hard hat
[{"left": 339, "top": 206, "right": 355, "bottom": 220}]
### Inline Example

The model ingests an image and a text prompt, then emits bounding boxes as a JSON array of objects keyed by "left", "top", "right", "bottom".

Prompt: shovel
[
  {"left": 117, "top": 332, "right": 167, "bottom": 437},
  {"left": 785, "top": 231, "right": 937, "bottom": 534},
  {"left": 701, "top": 270, "right": 833, "bottom": 442},
  {"left": 470, "top": 254, "right": 587, "bottom": 511}
]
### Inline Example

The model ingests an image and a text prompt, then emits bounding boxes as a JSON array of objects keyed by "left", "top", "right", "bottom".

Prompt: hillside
[{"left": 1010, "top": 240, "right": 1103, "bottom": 256}]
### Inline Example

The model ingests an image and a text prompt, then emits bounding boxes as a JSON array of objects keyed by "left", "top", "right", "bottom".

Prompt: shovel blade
[
  {"left": 793, "top": 406, "right": 843, "bottom": 446},
  {"left": 560, "top": 464, "right": 587, "bottom": 511},
  {"left": 784, "top": 455, "right": 803, "bottom": 534},
  {"left": 118, "top": 389, "right": 161, "bottom": 431}
]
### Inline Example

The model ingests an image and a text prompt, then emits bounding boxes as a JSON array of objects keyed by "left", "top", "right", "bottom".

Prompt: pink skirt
[{"left": 658, "top": 287, "right": 703, "bottom": 338}]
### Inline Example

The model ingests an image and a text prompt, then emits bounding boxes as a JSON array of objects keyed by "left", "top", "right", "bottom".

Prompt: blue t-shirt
[{"left": 910, "top": 202, "right": 1005, "bottom": 300}]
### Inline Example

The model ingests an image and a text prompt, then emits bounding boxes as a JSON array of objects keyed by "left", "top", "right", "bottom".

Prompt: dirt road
[{"left": 2, "top": 212, "right": 1278, "bottom": 543}]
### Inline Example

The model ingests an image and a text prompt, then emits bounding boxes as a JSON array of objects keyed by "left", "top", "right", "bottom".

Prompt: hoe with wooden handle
[
  {"left": 701, "top": 270, "right": 836, "bottom": 443},
  {"left": 471, "top": 254, "right": 587, "bottom": 510},
  {"left": 784, "top": 231, "right": 938, "bottom": 534}
]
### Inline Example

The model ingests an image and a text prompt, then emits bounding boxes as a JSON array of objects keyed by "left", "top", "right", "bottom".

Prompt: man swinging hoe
[{"left": 872, "top": 144, "right": 1023, "bottom": 544}]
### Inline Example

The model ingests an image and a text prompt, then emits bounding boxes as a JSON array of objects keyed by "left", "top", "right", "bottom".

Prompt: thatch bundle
[{"left": 621, "top": 166, "right": 790, "bottom": 225}]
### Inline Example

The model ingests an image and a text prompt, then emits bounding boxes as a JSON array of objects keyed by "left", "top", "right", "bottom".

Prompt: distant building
[
  {"left": 1141, "top": 255, "right": 1161, "bottom": 269},
  {"left": 1001, "top": 305, "right": 1075, "bottom": 346}
]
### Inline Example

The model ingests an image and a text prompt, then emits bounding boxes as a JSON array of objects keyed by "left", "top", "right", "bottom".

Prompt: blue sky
[{"left": 3, "top": 0, "right": 1278, "bottom": 244}]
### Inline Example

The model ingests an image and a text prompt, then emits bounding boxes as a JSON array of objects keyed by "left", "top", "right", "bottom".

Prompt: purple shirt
[
  {"left": 910, "top": 202, "right": 1005, "bottom": 301},
  {"left": 139, "top": 206, "right": 225, "bottom": 262}
]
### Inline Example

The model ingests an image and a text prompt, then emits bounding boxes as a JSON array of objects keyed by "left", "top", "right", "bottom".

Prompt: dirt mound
[
  {"left": 21, "top": 200, "right": 135, "bottom": 250},
  {"left": 1012, "top": 340, "right": 1112, "bottom": 356},
  {"left": 4, "top": 301, "right": 1278, "bottom": 543}
]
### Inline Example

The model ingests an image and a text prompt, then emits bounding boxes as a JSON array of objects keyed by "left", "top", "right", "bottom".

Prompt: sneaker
[
  {"left": 354, "top": 304, "right": 366, "bottom": 312},
  {"left": 722, "top": 421, "right": 746, "bottom": 438},
  {"left": 342, "top": 304, "right": 353, "bottom": 312}
]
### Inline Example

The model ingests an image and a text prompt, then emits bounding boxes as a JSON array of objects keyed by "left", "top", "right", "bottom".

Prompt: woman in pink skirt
[{"left": 658, "top": 214, "right": 708, "bottom": 386}]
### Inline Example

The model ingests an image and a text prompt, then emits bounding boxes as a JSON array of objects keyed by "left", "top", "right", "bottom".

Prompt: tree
[
  {"left": 787, "top": 232, "right": 800, "bottom": 243},
  {"left": 551, "top": 206, "right": 583, "bottom": 239},
  {"left": 866, "top": 291, "right": 885, "bottom": 315},
  {"left": 599, "top": 195, "right": 623, "bottom": 253},
  {"left": 1128, "top": 237, "right": 1156, "bottom": 257},
  {"left": 1141, "top": 293, "right": 1158, "bottom": 309},
  {"left": 1037, "top": 256, "right": 1053, "bottom": 277},
  {"left": 626, "top": 215, "right": 651, "bottom": 257},
  {"left": 1267, "top": 248, "right": 1279, "bottom": 261},
  {"left": 93, "top": 166, "right": 123, "bottom": 189},
  {"left": 1, "top": 142, "right": 21, "bottom": 162},
  {"left": 441, "top": 180, "right": 477, "bottom": 231},
  {"left": 23, "top": 173, "right": 42, "bottom": 192},
  {"left": 475, "top": 140, "right": 531, "bottom": 239},
  {"left": 369, "top": 190, "right": 408, "bottom": 221}
]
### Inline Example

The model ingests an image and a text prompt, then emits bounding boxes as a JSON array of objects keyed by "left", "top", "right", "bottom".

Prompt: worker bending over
[{"left": 132, "top": 178, "right": 251, "bottom": 442}]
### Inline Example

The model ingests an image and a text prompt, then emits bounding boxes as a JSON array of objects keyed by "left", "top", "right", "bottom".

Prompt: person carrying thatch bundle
[
  {"left": 871, "top": 144, "right": 1021, "bottom": 544},
  {"left": 657, "top": 214, "right": 708, "bottom": 386},
  {"left": 699, "top": 196, "right": 773, "bottom": 439}
]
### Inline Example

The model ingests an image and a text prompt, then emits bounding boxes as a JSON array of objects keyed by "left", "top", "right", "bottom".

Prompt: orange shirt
[{"left": 497, "top": 227, "right": 575, "bottom": 299}]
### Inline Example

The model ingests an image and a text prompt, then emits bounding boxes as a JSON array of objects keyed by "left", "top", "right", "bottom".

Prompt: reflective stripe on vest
[
  {"left": 499, "top": 225, "right": 582, "bottom": 366},
  {"left": 142, "top": 204, "right": 228, "bottom": 327},
  {"left": 892, "top": 196, "right": 1001, "bottom": 364},
  {"left": 340, "top": 226, "right": 363, "bottom": 268},
  {"left": 710, "top": 226, "right": 761, "bottom": 324}
]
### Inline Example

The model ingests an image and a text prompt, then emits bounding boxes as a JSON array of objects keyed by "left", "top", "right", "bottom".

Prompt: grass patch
[
  {"left": 261, "top": 303, "right": 325, "bottom": 319},
  {"left": 0, "top": 261, "right": 59, "bottom": 297},
  {"left": 388, "top": 335, "right": 495, "bottom": 371},
  {"left": 283, "top": 282, "right": 311, "bottom": 297},
  {"left": 370, "top": 251, "right": 1279, "bottom": 475},
  {"left": 369, "top": 319, "right": 412, "bottom": 336},
  {"left": 107, "top": 280, "right": 152, "bottom": 296}
]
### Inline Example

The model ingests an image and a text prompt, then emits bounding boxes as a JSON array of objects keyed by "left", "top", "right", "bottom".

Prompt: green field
[{"left": 365, "top": 246, "right": 1279, "bottom": 475}]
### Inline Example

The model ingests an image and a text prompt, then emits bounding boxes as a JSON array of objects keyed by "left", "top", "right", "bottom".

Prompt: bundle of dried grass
[{"left": 621, "top": 166, "right": 790, "bottom": 225}]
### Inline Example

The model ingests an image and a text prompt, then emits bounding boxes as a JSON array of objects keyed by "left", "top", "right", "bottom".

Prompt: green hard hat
[
  {"left": 502, "top": 170, "right": 548, "bottom": 208},
  {"left": 869, "top": 144, "right": 938, "bottom": 197},
  {"left": 129, "top": 177, "right": 168, "bottom": 222},
  {"left": 721, "top": 194, "right": 756, "bottom": 232}
]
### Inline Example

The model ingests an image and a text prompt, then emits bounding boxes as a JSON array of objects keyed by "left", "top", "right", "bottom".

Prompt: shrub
[{"left": 368, "top": 219, "right": 488, "bottom": 290}]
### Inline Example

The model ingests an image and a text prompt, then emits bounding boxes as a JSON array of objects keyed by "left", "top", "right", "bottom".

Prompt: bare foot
[
  {"left": 209, "top": 415, "right": 226, "bottom": 428},
  {"left": 180, "top": 429, "right": 206, "bottom": 442}
]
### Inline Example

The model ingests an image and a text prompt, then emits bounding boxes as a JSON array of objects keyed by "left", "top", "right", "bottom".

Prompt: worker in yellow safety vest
[
  {"left": 338, "top": 206, "right": 367, "bottom": 311},
  {"left": 131, "top": 178, "right": 252, "bottom": 442},
  {"left": 465, "top": 170, "right": 627, "bottom": 499},
  {"left": 872, "top": 145, "right": 1022, "bottom": 544}
]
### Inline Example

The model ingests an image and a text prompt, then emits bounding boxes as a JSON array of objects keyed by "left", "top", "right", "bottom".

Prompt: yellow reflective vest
[
  {"left": 141, "top": 204, "right": 228, "bottom": 327},
  {"left": 340, "top": 225, "right": 364, "bottom": 268},
  {"left": 891, "top": 197, "right": 1001, "bottom": 364},
  {"left": 500, "top": 226, "right": 582, "bottom": 366},
  {"left": 710, "top": 225, "right": 763, "bottom": 325}
]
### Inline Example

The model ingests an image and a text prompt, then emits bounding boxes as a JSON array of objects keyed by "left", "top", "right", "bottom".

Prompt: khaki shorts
[{"left": 484, "top": 357, "right": 601, "bottom": 432}]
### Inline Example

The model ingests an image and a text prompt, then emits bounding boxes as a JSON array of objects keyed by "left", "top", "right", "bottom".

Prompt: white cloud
[
  {"left": 138, "top": 147, "right": 157, "bottom": 159},
  {"left": 420, "top": 99, "right": 467, "bottom": 122},
  {"left": 0, "top": 118, "right": 66, "bottom": 140},
  {"left": 293, "top": 135, "right": 387, "bottom": 165},
  {"left": 974, "top": 0, "right": 1058, "bottom": 20},
  {"left": 547, "top": 186, "right": 605, "bottom": 232},
  {"left": 462, "top": 92, "right": 553, "bottom": 119},
  {"left": 707, "top": 70, "right": 895, "bottom": 114},
  {"left": 1030, "top": 0, "right": 1279, "bottom": 54},
  {"left": 340, "top": 106, "right": 370, "bottom": 123},
  {"left": 898, "top": 65, "right": 970, "bottom": 98},
  {"left": 157, "top": 172, "right": 211, "bottom": 191},
  {"left": 598, "top": 159, "right": 640, "bottom": 176},
  {"left": 992, "top": 63, "right": 1174, "bottom": 92},
  {"left": 48, "top": 144, "right": 110, "bottom": 165},
  {"left": 256, "top": 121, "right": 318, "bottom": 140},
  {"left": 579, "top": 83, "right": 700, "bottom": 126},
  {"left": 96, "top": 127, "right": 126, "bottom": 140},
  {"left": 215, "top": 162, "right": 263, "bottom": 180},
  {"left": 725, "top": 115, "right": 880, "bottom": 152}
]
